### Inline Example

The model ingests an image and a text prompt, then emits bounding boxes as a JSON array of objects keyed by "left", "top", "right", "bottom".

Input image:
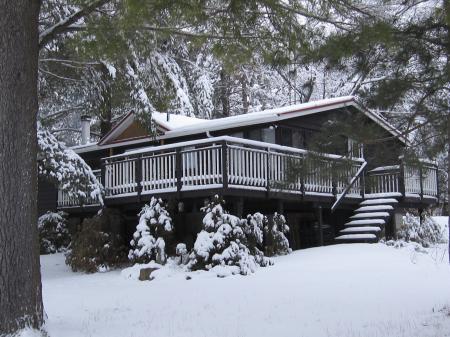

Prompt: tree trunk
[
  {"left": 241, "top": 73, "right": 249, "bottom": 114},
  {"left": 447, "top": 112, "right": 450, "bottom": 264},
  {"left": 99, "top": 62, "right": 112, "bottom": 137},
  {"left": 219, "top": 69, "right": 231, "bottom": 117},
  {"left": 0, "top": 0, "right": 43, "bottom": 333}
]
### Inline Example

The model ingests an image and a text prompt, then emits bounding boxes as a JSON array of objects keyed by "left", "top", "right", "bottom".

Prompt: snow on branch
[
  {"left": 39, "top": 0, "right": 110, "bottom": 49},
  {"left": 37, "top": 126, "right": 104, "bottom": 205}
]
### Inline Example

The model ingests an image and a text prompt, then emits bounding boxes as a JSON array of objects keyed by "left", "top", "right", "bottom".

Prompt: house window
[
  {"left": 348, "top": 138, "right": 364, "bottom": 158},
  {"left": 278, "top": 127, "right": 293, "bottom": 147},
  {"left": 262, "top": 127, "right": 275, "bottom": 144},
  {"left": 247, "top": 129, "right": 262, "bottom": 142},
  {"left": 292, "top": 130, "right": 303, "bottom": 148},
  {"left": 230, "top": 131, "right": 244, "bottom": 139}
]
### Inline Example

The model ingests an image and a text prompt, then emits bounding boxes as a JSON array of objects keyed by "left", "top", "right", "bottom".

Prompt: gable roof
[
  {"left": 76, "top": 96, "right": 406, "bottom": 153},
  {"left": 163, "top": 96, "right": 406, "bottom": 143},
  {"left": 98, "top": 111, "right": 206, "bottom": 145}
]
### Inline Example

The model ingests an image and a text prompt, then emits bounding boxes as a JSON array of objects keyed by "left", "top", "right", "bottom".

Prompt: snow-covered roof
[
  {"left": 151, "top": 112, "right": 207, "bottom": 131},
  {"left": 97, "top": 111, "right": 207, "bottom": 146},
  {"left": 163, "top": 96, "right": 405, "bottom": 143},
  {"left": 76, "top": 96, "right": 407, "bottom": 153}
]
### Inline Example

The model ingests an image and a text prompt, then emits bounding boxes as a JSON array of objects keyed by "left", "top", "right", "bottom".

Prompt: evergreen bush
[
  {"left": 188, "top": 195, "right": 270, "bottom": 275},
  {"left": 65, "top": 210, "right": 128, "bottom": 273},
  {"left": 397, "top": 212, "right": 443, "bottom": 247},
  {"left": 128, "top": 197, "right": 174, "bottom": 265},
  {"left": 38, "top": 211, "right": 70, "bottom": 254},
  {"left": 264, "top": 212, "right": 291, "bottom": 256}
]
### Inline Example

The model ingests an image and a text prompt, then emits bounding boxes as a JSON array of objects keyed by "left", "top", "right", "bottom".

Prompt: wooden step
[
  {"left": 355, "top": 205, "right": 394, "bottom": 213},
  {"left": 335, "top": 233, "right": 378, "bottom": 244},
  {"left": 344, "top": 219, "right": 386, "bottom": 227},
  {"left": 350, "top": 212, "right": 390, "bottom": 219},
  {"left": 339, "top": 226, "right": 382, "bottom": 234},
  {"left": 359, "top": 198, "right": 398, "bottom": 206}
]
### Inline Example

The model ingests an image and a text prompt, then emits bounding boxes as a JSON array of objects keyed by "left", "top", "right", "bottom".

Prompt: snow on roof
[
  {"left": 165, "top": 96, "right": 356, "bottom": 137},
  {"left": 151, "top": 112, "right": 207, "bottom": 131},
  {"left": 77, "top": 96, "right": 407, "bottom": 152}
]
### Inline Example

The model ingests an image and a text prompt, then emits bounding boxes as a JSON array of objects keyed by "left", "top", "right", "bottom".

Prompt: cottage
[{"left": 43, "top": 96, "right": 438, "bottom": 249}]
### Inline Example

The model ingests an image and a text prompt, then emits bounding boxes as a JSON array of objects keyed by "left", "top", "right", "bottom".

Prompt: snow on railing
[
  {"left": 57, "top": 170, "right": 102, "bottom": 207},
  {"left": 101, "top": 137, "right": 364, "bottom": 198},
  {"left": 366, "top": 162, "right": 438, "bottom": 198}
]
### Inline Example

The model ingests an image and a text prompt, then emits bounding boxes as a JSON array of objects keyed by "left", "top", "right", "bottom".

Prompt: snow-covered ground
[{"left": 39, "top": 232, "right": 450, "bottom": 337}]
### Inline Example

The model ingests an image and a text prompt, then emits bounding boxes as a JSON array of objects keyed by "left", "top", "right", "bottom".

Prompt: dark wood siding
[{"left": 37, "top": 178, "right": 57, "bottom": 216}]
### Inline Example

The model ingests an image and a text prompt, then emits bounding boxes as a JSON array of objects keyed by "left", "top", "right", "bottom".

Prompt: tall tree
[
  {"left": 0, "top": 0, "right": 43, "bottom": 333},
  {"left": 311, "top": 0, "right": 450, "bottom": 259}
]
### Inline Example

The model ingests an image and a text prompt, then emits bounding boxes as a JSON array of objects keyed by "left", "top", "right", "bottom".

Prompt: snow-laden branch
[
  {"left": 38, "top": 127, "right": 104, "bottom": 206},
  {"left": 39, "top": 0, "right": 110, "bottom": 49}
]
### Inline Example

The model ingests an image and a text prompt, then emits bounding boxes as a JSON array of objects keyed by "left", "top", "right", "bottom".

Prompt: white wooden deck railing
[
  {"left": 366, "top": 162, "right": 438, "bottom": 198},
  {"left": 100, "top": 136, "right": 367, "bottom": 199},
  {"left": 57, "top": 137, "right": 438, "bottom": 208},
  {"left": 57, "top": 170, "right": 102, "bottom": 207}
]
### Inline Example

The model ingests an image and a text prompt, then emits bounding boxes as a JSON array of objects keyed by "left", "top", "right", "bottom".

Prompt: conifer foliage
[
  {"left": 128, "top": 197, "right": 174, "bottom": 265},
  {"left": 264, "top": 213, "right": 291, "bottom": 256},
  {"left": 38, "top": 211, "right": 70, "bottom": 254},
  {"left": 397, "top": 212, "right": 443, "bottom": 248},
  {"left": 66, "top": 210, "right": 128, "bottom": 273},
  {"left": 37, "top": 126, "right": 103, "bottom": 205},
  {"left": 188, "top": 196, "right": 272, "bottom": 275}
]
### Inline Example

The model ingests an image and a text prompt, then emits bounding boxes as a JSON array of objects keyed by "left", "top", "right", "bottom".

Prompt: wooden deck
[{"left": 57, "top": 136, "right": 438, "bottom": 209}]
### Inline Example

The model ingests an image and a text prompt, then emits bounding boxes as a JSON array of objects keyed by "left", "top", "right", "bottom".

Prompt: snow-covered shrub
[
  {"left": 175, "top": 243, "right": 189, "bottom": 265},
  {"left": 38, "top": 211, "right": 70, "bottom": 254},
  {"left": 66, "top": 212, "right": 128, "bottom": 273},
  {"left": 244, "top": 213, "right": 271, "bottom": 266},
  {"left": 37, "top": 126, "right": 103, "bottom": 205},
  {"left": 397, "top": 212, "right": 443, "bottom": 247},
  {"left": 128, "top": 197, "right": 173, "bottom": 265},
  {"left": 264, "top": 213, "right": 291, "bottom": 256},
  {"left": 187, "top": 195, "right": 263, "bottom": 275}
]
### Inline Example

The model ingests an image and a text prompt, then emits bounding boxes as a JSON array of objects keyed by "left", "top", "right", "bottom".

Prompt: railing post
[
  {"left": 266, "top": 148, "right": 271, "bottom": 193},
  {"left": 435, "top": 164, "right": 440, "bottom": 201},
  {"left": 222, "top": 141, "right": 228, "bottom": 189},
  {"left": 360, "top": 167, "right": 365, "bottom": 198},
  {"left": 399, "top": 160, "right": 406, "bottom": 197},
  {"left": 300, "top": 155, "right": 305, "bottom": 198},
  {"left": 135, "top": 156, "right": 142, "bottom": 200},
  {"left": 331, "top": 163, "right": 337, "bottom": 199},
  {"left": 419, "top": 163, "right": 424, "bottom": 200},
  {"left": 176, "top": 148, "right": 182, "bottom": 194},
  {"left": 101, "top": 160, "right": 107, "bottom": 196}
]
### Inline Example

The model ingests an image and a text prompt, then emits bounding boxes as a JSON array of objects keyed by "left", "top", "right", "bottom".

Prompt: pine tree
[
  {"left": 37, "top": 126, "right": 103, "bottom": 205},
  {"left": 264, "top": 213, "right": 291, "bottom": 256},
  {"left": 311, "top": 0, "right": 450, "bottom": 261},
  {"left": 244, "top": 212, "right": 271, "bottom": 266},
  {"left": 187, "top": 195, "right": 259, "bottom": 275},
  {"left": 38, "top": 211, "right": 70, "bottom": 254},
  {"left": 0, "top": 1, "right": 43, "bottom": 333},
  {"left": 129, "top": 197, "right": 174, "bottom": 265}
]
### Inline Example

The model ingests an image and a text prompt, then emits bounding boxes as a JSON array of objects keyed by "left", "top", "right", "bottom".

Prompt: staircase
[{"left": 335, "top": 197, "right": 399, "bottom": 244}]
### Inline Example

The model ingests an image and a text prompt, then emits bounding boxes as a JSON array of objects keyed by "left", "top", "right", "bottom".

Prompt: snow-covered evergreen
[
  {"left": 188, "top": 196, "right": 269, "bottom": 275},
  {"left": 397, "top": 213, "right": 443, "bottom": 247},
  {"left": 264, "top": 213, "right": 291, "bottom": 256},
  {"left": 243, "top": 213, "right": 271, "bottom": 267},
  {"left": 38, "top": 211, "right": 70, "bottom": 254},
  {"left": 128, "top": 197, "right": 173, "bottom": 265},
  {"left": 37, "top": 126, "right": 103, "bottom": 205}
]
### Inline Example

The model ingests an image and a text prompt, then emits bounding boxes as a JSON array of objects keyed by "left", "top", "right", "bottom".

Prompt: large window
[{"left": 277, "top": 126, "right": 318, "bottom": 149}]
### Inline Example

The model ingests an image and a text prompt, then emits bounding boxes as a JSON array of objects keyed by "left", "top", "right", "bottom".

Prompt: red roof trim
[{"left": 276, "top": 97, "right": 354, "bottom": 116}]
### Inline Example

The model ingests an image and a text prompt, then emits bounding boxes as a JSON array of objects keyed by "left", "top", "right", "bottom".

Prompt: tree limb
[{"left": 38, "top": 0, "right": 110, "bottom": 49}]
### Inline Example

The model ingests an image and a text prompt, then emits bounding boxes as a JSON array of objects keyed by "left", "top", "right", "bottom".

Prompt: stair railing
[{"left": 331, "top": 161, "right": 367, "bottom": 213}]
